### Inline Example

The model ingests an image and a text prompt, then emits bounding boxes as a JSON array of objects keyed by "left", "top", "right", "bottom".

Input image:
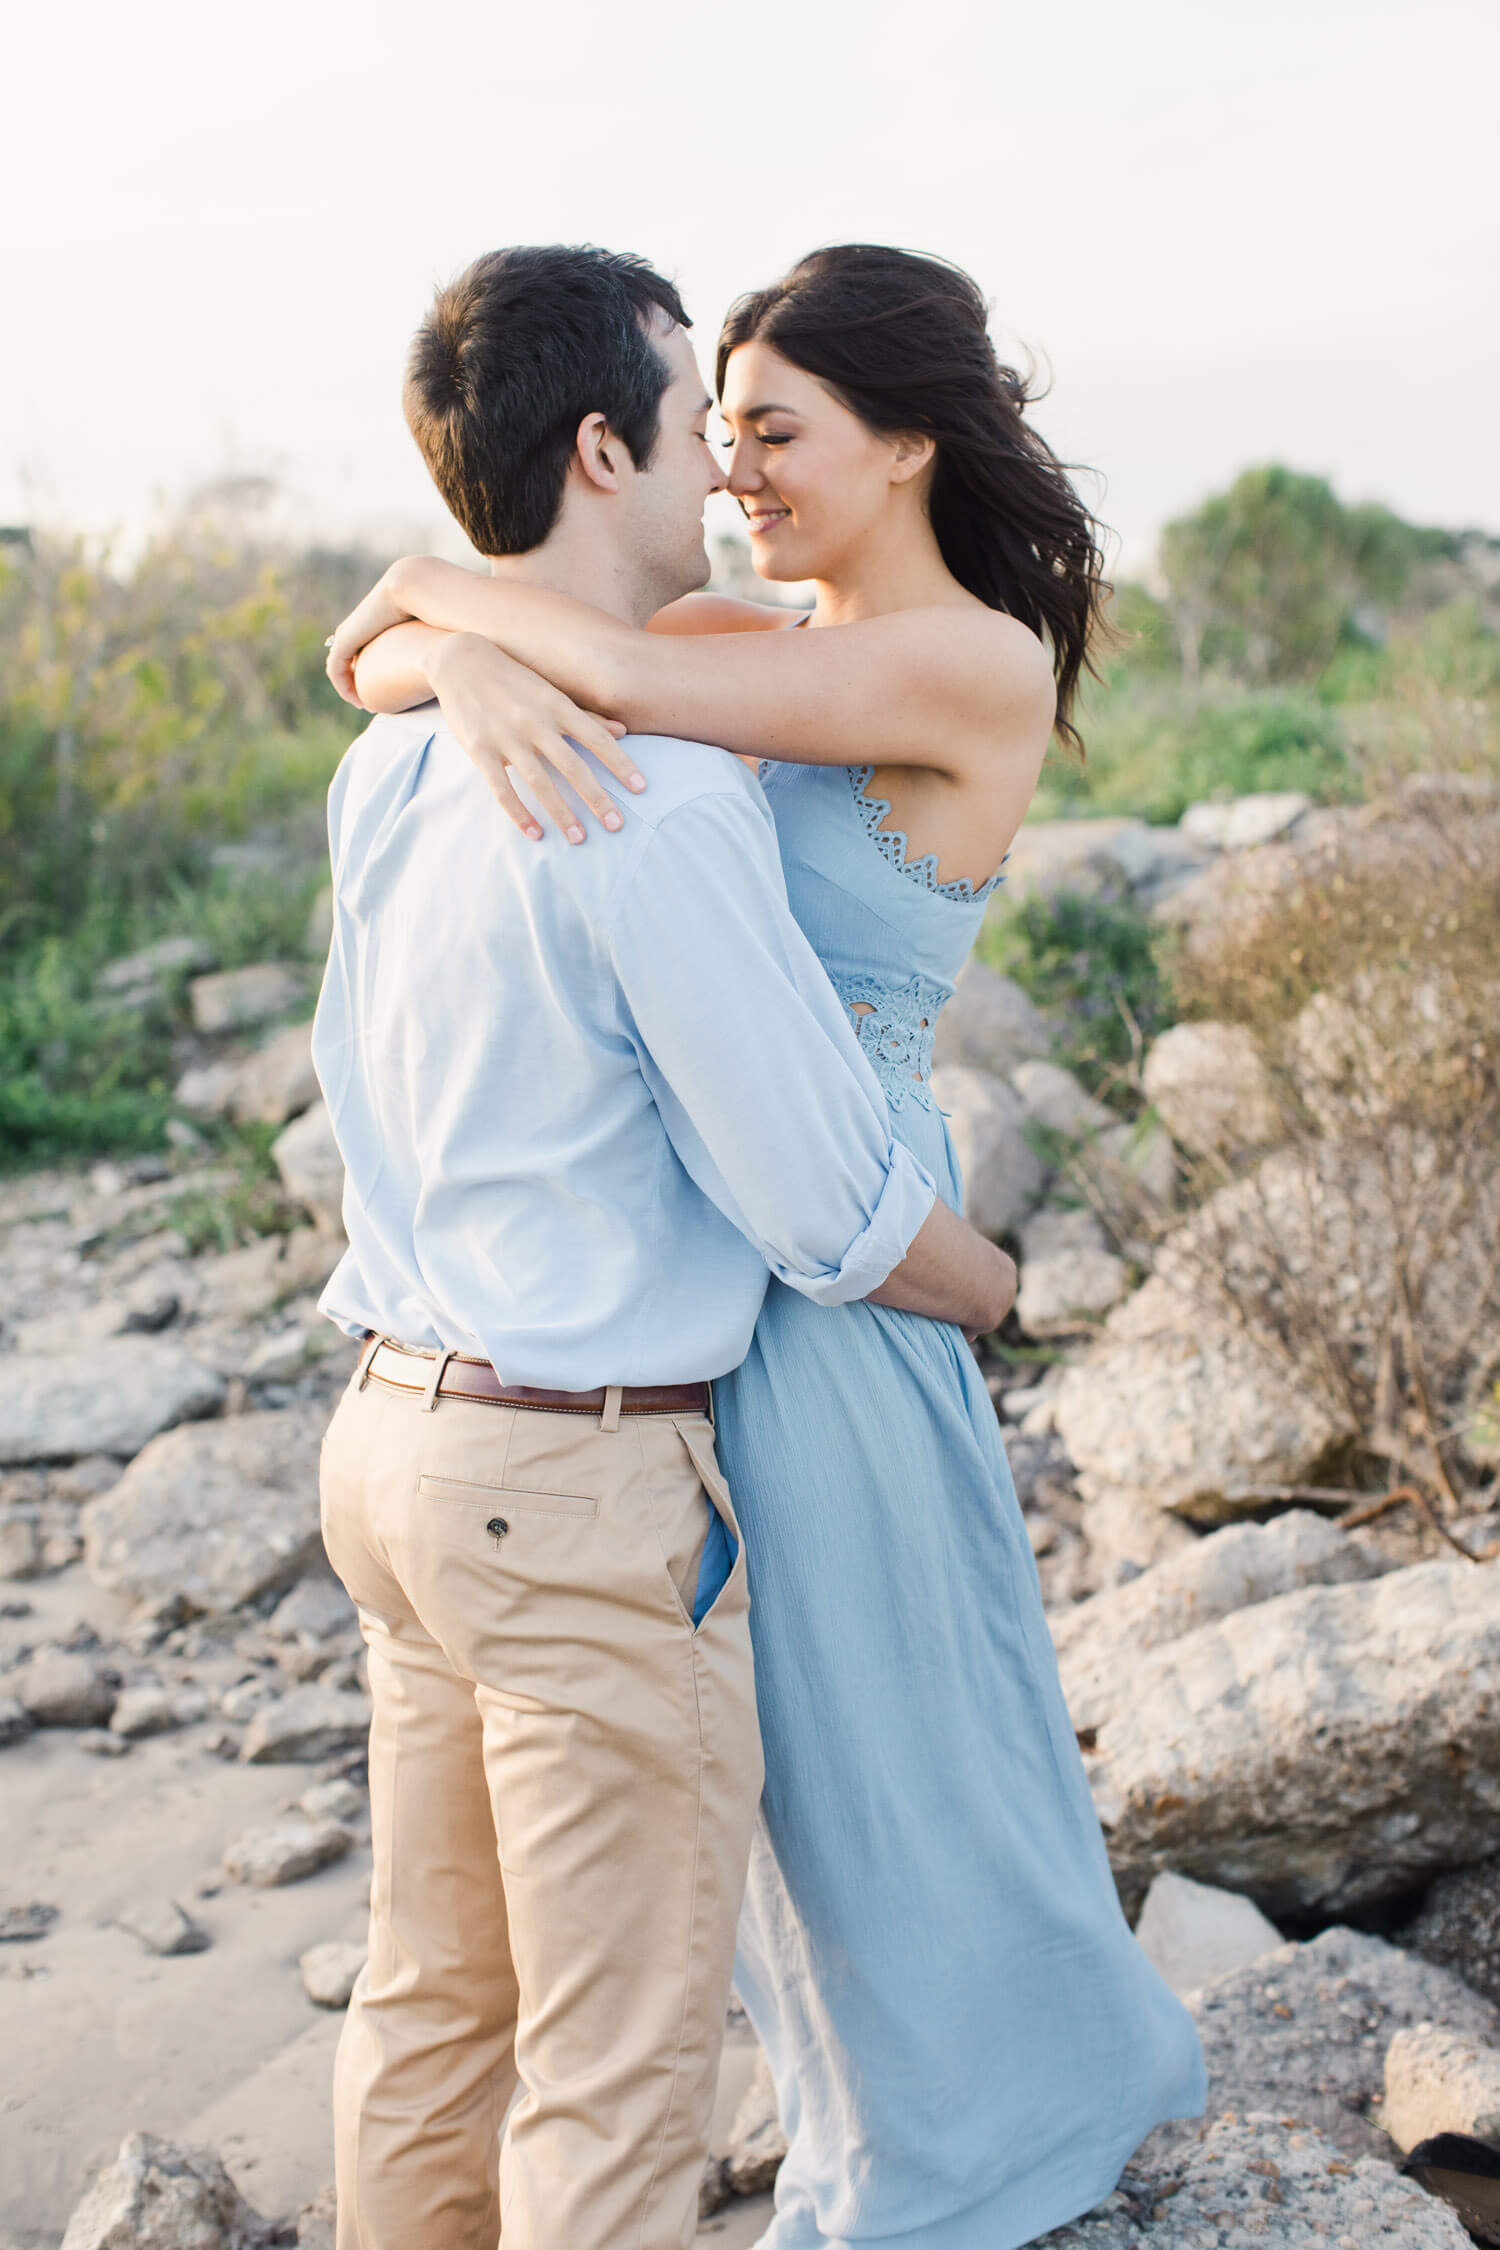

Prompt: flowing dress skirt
[{"left": 713, "top": 1273, "right": 1206, "bottom": 2250}]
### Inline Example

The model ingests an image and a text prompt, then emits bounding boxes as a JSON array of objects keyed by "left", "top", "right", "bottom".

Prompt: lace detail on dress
[
  {"left": 830, "top": 970, "right": 949, "bottom": 1111},
  {"left": 847, "top": 765, "right": 1008, "bottom": 904}
]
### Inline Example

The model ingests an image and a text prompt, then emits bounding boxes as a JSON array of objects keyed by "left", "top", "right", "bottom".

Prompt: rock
[
  {"left": 929, "top": 962, "right": 1052, "bottom": 1076},
  {"left": 1385, "top": 2024, "right": 1500, "bottom": 2153},
  {"left": 295, "top": 2185, "right": 336, "bottom": 2250},
  {"left": 109, "top": 1684, "right": 181, "bottom": 1740},
  {"left": 0, "top": 1337, "right": 225, "bottom": 1466},
  {"left": 1179, "top": 791, "right": 1312, "bottom": 853},
  {"left": 299, "top": 1939, "right": 366, "bottom": 2007},
  {"left": 1016, "top": 1206, "right": 1129, "bottom": 1337},
  {"left": 241, "top": 1684, "right": 370, "bottom": 1765},
  {"left": 12, "top": 1648, "right": 117, "bottom": 1727},
  {"left": 50, "top": 1454, "right": 126, "bottom": 1503},
  {"left": 0, "top": 1511, "right": 43, "bottom": 1579},
  {"left": 927, "top": 1065, "right": 1046, "bottom": 1238},
  {"left": 299, "top": 1777, "right": 365, "bottom": 1824},
  {"left": 117, "top": 1898, "right": 210, "bottom": 1957},
  {"left": 188, "top": 962, "right": 304, "bottom": 1035},
  {"left": 267, "top": 1576, "right": 357, "bottom": 1645},
  {"left": 1132, "top": 1871, "right": 1283, "bottom": 1997},
  {"left": 243, "top": 1328, "right": 313, "bottom": 1384},
  {"left": 0, "top": 1694, "right": 34, "bottom": 1746},
  {"left": 1, "top": 1901, "right": 58, "bottom": 1941},
  {"left": 272, "top": 1102, "right": 346, "bottom": 1236},
  {"left": 196, "top": 1228, "right": 342, "bottom": 1322},
  {"left": 1400, "top": 1858, "right": 1500, "bottom": 2011},
  {"left": 1142, "top": 1926, "right": 1500, "bottom": 2169},
  {"left": 221, "top": 1676, "right": 281, "bottom": 1723},
  {"left": 999, "top": 1427, "right": 1076, "bottom": 1511},
  {"left": 698, "top": 2158, "right": 733, "bottom": 2221},
  {"left": 173, "top": 1059, "right": 243, "bottom": 1118},
  {"left": 1054, "top": 1273, "right": 1354, "bottom": 1526},
  {"left": 84, "top": 1405, "right": 328, "bottom": 1617},
  {"left": 723, "top": 2052, "right": 787, "bottom": 2197},
  {"left": 79, "top": 1728, "right": 132, "bottom": 1757},
  {"left": 60, "top": 2130, "right": 276, "bottom": 2249},
  {"left": 224, "top": 1816, "right": 352, "bottom": 1888},
  {"left": 1051, "top": 1510, "right": 1390, "bottom": 1733},
  {"left": 1140, "top": 1020, "right": 1281, "bottom": 1160},
  {"left": 1040, "top": 2108, "right": 1472, "bottom": 2247},
  {"left": 1081, "top": 1488, "right": 1199, "bottom": 1588},
  {"left": 97, "top": 935, "right": 216, "bottom": 996},
  {"left": 1083, "top": 1561, "right": 1500, "bottom": 1918},
  {"left": 1011, "top": 1058, "right": 1115, "bottom": 1141},
  {"left": 230, "top": 1019, "right": 319, "bottom": 1127}
]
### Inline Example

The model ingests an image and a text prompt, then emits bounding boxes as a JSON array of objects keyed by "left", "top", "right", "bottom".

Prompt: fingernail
[
  {"left": 604, "top": 810, "right": 623, "bottom": 831},
  {"left": 567, "top": 825, "right": 585, "bottom": 845},
  {"left": 628, "top": 773, "right": 646, "bottom": 792},
  {"left": 526, "top": 824, "right": 543, "bottom": 841}
]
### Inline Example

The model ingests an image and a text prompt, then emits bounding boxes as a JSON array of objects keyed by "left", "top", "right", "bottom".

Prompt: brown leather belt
[{"left": 363, "top": 1338, "right": 710, "bottom": 1418}]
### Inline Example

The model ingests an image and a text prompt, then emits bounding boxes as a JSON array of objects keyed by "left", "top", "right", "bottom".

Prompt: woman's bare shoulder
[{"left": 646, "top": 592, "right": 807, "bottom": 637}]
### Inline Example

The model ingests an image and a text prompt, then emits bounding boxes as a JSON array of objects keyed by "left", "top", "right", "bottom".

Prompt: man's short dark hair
[{"left": 403, "top": 245, "right": 690, "bottom": 556}]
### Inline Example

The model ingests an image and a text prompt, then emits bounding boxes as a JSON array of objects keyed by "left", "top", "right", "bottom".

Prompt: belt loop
[
  {"left": 355, "top": 1333, "right": 381, "bottom": 1392},
  {"left": 600, "top": 1384, "right": 623, "bottom": 1434},
  {"left": 421, "top": 1348, "right": 457, "bottom": 1413},
  {"left": 706, "top": 1380, "right": 716, "bottom": 1429}
]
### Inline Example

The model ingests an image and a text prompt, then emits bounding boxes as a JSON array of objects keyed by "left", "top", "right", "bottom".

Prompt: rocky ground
[{"left": 4, "top": 781, "right": 1498, "bottom": 2247}]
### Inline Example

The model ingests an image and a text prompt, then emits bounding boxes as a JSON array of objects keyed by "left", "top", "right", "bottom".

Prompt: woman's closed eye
[{"left": 723, "top": 433, "right": 792, "bottom": 450}]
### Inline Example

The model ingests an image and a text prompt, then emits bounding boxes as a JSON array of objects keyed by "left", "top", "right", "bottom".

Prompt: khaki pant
[{"left": 318, "top": 1353, "right": 762, "bottom": 2250}]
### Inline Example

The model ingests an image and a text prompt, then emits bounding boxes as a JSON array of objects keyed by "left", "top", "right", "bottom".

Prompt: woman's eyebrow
[{"left": 736, "top": 403, "right": 799, "bottom": 419}]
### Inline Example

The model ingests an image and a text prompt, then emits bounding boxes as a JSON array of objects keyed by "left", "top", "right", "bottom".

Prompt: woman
[{"left": 328, "top": 244, "right": 1205, "bottom": 2248}]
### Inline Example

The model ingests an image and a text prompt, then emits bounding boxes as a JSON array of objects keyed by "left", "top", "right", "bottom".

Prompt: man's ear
[
  {"left": 574, "top": 412, "right": 625, "bottom": 495},
  {"left": 888, "top": 430, "right": 936, "bottom": 486}
]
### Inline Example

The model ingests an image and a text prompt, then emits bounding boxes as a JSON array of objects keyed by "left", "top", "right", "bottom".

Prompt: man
[{"left": 313, "top": 244, "right": 1016, "bottom": 2250}]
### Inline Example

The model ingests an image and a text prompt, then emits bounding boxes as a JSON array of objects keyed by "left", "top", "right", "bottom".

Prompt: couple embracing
[{"left": 313, "top": 241, "right": 1205, "bottom": 2250}]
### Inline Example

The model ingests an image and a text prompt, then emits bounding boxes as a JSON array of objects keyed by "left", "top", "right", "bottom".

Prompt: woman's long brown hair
[{"left": 718, "top": 243, "right": 1109, "bottom": 754}]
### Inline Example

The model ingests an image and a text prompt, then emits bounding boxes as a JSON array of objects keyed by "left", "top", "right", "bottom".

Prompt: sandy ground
[{"left": 0, "top": 1565, "right": 773, "bottom": 2248}]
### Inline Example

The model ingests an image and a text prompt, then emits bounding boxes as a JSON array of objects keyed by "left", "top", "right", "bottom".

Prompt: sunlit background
[{"left": 5, "top": 0, "right": 1496, "bottom": 569}]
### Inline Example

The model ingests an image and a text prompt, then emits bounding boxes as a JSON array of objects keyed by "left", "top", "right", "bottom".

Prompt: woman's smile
[{"left": 744, "top": 504, "right": 792, "bottom": 536}]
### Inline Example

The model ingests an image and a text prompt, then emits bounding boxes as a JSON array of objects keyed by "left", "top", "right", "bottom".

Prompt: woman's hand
[
  {"left": 421, "top": 632, "right": 644, "bottom": 844},
  {"left": 326, "top": 567, "right": 416, "bottom": 707}
]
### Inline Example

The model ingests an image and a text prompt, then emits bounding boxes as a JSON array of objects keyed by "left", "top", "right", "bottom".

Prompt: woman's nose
[{"left": 725, "top": 447, "right": 764, "bottom": 498}]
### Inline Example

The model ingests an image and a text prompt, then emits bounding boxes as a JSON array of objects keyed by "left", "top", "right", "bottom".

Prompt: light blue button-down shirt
[{"left": 313, "top": 712, "right": 937, "bottom": 1392}]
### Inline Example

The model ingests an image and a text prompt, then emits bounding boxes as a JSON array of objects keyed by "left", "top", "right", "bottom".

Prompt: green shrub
[
  {"left": 1036, "top": 678, "right": 1352, "bottom": 824},
  {"left": 978, "top": 890, "right": 1170, "bottom": 1099}
]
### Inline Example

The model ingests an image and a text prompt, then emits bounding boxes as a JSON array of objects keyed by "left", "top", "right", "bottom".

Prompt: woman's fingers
[
  {"left": 482, "top": 764, "right": 545, "bottom": 844},
  {"left": 325, "top": 627, "right": 364, "bottom": 706},
  {"left": 571, "top": 713, "right": 645, "bottom": 794},
  {"left": 506, "top": 747, "right": 588, "bottom": 844}
]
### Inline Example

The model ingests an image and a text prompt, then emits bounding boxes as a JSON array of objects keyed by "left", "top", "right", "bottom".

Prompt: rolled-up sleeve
[{"left": 605, "top": 792, "right": 936, "bottom": 1305}]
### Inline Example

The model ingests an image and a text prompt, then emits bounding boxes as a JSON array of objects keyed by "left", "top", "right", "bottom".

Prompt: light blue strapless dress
[{"left": 712, "top": 762, "right": 1206, "bottom": 2250}]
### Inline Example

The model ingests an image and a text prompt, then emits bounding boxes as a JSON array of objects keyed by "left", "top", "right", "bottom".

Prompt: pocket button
[{"left": 486, "top": 1517, "right": 510, "bottom": 1545}]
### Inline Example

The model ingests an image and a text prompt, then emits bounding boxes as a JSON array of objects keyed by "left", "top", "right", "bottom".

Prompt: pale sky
[{"left": 5, "top": 0, "right": 1496, "bottom": 573}]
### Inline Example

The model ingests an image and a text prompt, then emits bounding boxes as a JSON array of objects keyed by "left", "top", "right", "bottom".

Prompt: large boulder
[
  {"left": 1054, "top": 1273, "right": 1354, "bottom": 1525},
  {"left": 1082, "top": 1560, "right": 1500, "bottom": 1918},
  {"left": 1052, "top": 1509, "right": 1390, "bottom": 1733},
  {"left": 1011, "top": 1058, "right": 1114, "bottom": 1141},
  {"left": 927, "top": 1065, "right": 1046, "bottom": 1239},
  {"left": 1015, "top": 1206, "right": 1128, "bottom": 1338},
  {"left": 0, "top": 1338, "right": 225, "bottom": 1465},
  {"left": 241, "top": 1684, "right": 370, "bottom": 1764},
  {"left": 1004, "top": 817, "right": 1211, "bottom": 908},
  {"left": 61, "top": 2131, "right": 277, "bottom": 2249},
  {"left": 929, "top": 960, "right": 1051, "bottom": 1077},
  {"left": 272, "top": 1102, "right": 346, "bottom": 1236},
  {"left": 1139, "top": 1926, "right": 1500, "bottom": 2170},
  {"left": 1039, "top": 2109, "right": 1472, "bottom": 2247},
  {"left": 83, "top": 1405, "right": 329, "bottom": 1615},
  {"left": 1140, "top": 1020, "right": 1281, "bottom": 1160}
]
